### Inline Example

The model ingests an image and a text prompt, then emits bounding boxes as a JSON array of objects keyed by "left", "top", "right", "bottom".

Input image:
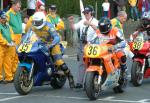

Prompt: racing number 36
[
  {"left": 85, "top": 45, "right": 101, "bottom": 58},
  {"left": 88, "top": 46, "right": 98, "bottom": 55}
]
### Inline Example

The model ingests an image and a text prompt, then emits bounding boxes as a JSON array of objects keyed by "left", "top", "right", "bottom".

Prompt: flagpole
[
  {"left": 80, "top": 0, "right": 85, "bottom": 19},
  {"left": 95, "top": 0, "right": 97, "bottom": 18},
  {"left": 1, "top": 0, "right": 3, "bottom": 10}
]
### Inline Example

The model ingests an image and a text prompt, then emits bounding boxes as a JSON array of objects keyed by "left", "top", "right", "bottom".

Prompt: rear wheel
[
  {"left": 131, "top": 61, "right": 143, "bottom": 86},
  {"left": 14, "top": 66, "right": 33, "bottom": 95},
  {"left": 85, "top": 72, "right": 101, "bottom": 100}
]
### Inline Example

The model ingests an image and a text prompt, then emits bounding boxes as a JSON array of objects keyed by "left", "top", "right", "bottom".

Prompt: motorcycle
[
  {"left": 129, "top": 32, "right": 150, "bottom": 86},
  {"left": 14, "top": 30, "right": 66, "bottom": 95},
  {"left": 83, "top": 38, "right": 126, "bottom": 100}
]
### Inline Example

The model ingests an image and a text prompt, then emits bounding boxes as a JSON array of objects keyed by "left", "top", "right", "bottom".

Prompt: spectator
[
  {"left": 113, "top": 0, "right": 127, "bottom": 12},
  {"left": 0, "top": 11, "right": 15, "bottom": 84},
  {"left": 37, "top": 4, "right": 46, "bottom": 15},
  {"left": 68, "top": 5, "right": 98, "bottom": 89},
  {"left": 111, "top": 11, "right": 134, "bottom": 59},
  {"left": 6, "top": 0, "right": 22, "bottom": 78},
  {"left": 138, "top": 0, "right": 149, "bottom": 17},
  {"left": 22, "top": 16, "right": 29, "bottom": 35},
  {"left": 128, "top": 0, "right": 140, "bottom": 21},
  {"left": 102, "top": 0, "right": 110, "bottom": 18},
  {"left": 27, "top": 0, "right": 36, "bottom": 16},
  {"left": 47, "top": 4, "right": 65, "bottom": 40},
  {"left": 109, "top": 0, "right": 118, "bottom": 18}
]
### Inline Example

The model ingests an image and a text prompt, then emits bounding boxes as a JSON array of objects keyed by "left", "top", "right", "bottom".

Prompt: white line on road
[
  {"left": 0, "top": 93, "right": 18, "bottom": 95},
  {"left": 0, "top": 96, "right": 23, "bottom": 102},
  {"left": 30, "top": 94, "right": 146, "bottom": 103}
]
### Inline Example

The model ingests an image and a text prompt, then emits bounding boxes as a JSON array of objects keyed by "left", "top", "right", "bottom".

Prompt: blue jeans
[
  {"left": 130, "top": 6, "right": 139, "bottom": 20},
  {"left": 103, "top": 11, "right": 109, "bottom": 17}
]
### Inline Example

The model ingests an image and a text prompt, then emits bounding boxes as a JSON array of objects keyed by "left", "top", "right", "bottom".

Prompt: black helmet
[
  {"left": 0, "top": 11, "right": 6, "bottom": 19},
  {"left": 49, "top": 4, "right": 57, "bottom": 10},
  {"left": 141, "top": 11, "right": 150, "bottom": 29},
  {"left": 98, "top": 17, "right": 112, "bottom": 35}
]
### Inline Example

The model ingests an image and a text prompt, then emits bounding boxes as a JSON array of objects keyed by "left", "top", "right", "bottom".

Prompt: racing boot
[
  {"left": 119, "top": 64, "right": 128, "bottom": 88},
  {"left": 61, "top": 64, "right": 75, "bottom": 88}
]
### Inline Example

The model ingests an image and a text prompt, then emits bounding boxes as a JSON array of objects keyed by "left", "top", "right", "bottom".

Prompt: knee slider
[{"left": 61, "top": 63, "right": 68, "bottom": 71}]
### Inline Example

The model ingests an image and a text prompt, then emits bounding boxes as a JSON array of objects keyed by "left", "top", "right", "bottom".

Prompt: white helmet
[{"left": 32, "top": 12, "right": 46, "bottom": 29}]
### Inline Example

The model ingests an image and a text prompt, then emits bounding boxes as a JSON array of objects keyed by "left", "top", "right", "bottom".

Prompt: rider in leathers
[
  {"left": 130, "top": 11, "right": 150, "bottom": 67},
  {"left": 94, "top": 17, "right": 127, "bottom": 92},
  {"left": 31, "top": 12, "right": 75, "bottom": 88}
]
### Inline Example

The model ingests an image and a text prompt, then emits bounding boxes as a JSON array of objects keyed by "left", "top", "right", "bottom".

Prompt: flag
[
  {"left": 80, "top": 0, "right": 85, "bottom": 19},
  {"left": 36, "top": 0, "right": 45, "bottom": 5}
]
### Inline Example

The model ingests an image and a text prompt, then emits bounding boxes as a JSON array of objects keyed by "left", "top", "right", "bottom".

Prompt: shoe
[
  {"left": 3, "top": 80, "right": 13, "bottom": 84},
  {"left": 68, "top": 75, "right": 75, "bottom": 88},
  {"left": 131, "top": 19, "right": 134, "bottom": 22},
  {"left": 75, "top": 83, "right": 83, "bottom": 89},
  {"left": 0, "top": 80, "right": 3, "bottom": 83}
]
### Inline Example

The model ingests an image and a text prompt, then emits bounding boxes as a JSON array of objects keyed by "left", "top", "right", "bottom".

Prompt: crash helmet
[
  {"left": 98, "top": 17, "right": 112, "bottom": 35},
  {"left": 32, "top": 12, "right": 46, "bottom": 29},
  {"left": 141, "top": 11, "right": 150, "bottom": 30}
]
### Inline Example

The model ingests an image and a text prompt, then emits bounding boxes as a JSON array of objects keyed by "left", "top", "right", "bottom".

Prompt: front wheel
[
  {"left": 85, "top": 72, "right": 101, "bottom": 100},
  {"left": 131, "top": 61, "right": 144, "bottom": 86},
  {"left": 14, "top": 66, "right": 33, "bottom": 95}
]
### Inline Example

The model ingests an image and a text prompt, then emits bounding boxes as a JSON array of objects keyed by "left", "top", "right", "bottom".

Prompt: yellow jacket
[
  {"left": 0, "top": 24, "right": 14, "bottom": 46},
  {"left": 128, "top": 0, "right": 137, "bottom": 7},
  {"left": 47, "top": 14, "right": 65, "bottom": 31}
]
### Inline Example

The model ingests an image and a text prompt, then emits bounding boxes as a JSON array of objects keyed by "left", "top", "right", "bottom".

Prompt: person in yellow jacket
[
  {"left": 111, "top": 11, "right": 134, "bottom": 59},
  {"left": 0, "top": 11, "right": 15, "bottom": 83},
  {"left": 111, "top": 11, "right": 127, "bottom": 35},
  {"left": 47, "top": 4, "right": 65, "bottom": 40},
  {"left": 128, "top": 0, "right": 139, "bottom": 21},
  {"left": 6, "top": 0, "right": 22, "bottom": 77}
]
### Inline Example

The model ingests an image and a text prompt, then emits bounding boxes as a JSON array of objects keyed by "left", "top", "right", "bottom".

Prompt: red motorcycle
[{"left": 129, "top": 32, "right": 150, "bottom": 86}]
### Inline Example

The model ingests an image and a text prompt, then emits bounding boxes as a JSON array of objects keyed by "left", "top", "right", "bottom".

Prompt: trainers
[
  {"left": 68, "top": 75, "right": 75, "bottom": 88},
  {"left": 75, "top": 83, "right": 83, "bottom": 89}
]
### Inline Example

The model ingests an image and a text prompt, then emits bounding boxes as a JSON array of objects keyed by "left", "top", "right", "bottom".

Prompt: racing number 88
[{"left": 133, "top": 42, "right": 142, "bottom": 50}]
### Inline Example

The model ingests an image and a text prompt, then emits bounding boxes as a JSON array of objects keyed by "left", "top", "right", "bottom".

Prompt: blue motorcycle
[{"left": 14, "top": 30, "right": 66, "bottom": 95}]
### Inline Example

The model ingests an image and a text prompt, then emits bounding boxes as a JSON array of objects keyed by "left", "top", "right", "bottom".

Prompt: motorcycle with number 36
[
  {"left": 14, "top": 30, "right": 66, "bottom": 95},
  {"left": 129, "top": 32, "right": 150, "bottom": 86},
  {"left": 83, "top": 38, "right": 126, "bottom": 100}
]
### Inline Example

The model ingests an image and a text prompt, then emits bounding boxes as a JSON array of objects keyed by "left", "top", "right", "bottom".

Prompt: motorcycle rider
[
  {"left": 95, "top": 17, "right": 127, "bottom": 92},
  {"left": 130, "top": 11, "right": 150, "bottom": 67},
  {"left": 30, "top": 12, "right": 75, "bottom": 88},
  {"left": 130, "top": 11, "right": 150, "bottom": 40}
]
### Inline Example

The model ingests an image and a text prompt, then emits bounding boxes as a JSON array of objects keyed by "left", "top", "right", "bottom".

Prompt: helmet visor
[
  {"left": 33, "top": 19, "right": 43, "bottom": 27},
  {"left": 99, "top": 24, "right": 110, "bottom": 34}
]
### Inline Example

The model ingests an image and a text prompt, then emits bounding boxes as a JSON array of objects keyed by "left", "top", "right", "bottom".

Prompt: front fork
[
  {"left": 141, "top": 59, "right": 145, "bottom": 74},
  {"left": 28, "top": 62, "right": 34, "bottom": 81}
]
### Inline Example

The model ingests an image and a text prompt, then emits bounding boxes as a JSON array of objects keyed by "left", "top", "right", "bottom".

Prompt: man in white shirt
[
  {"left": 68, "top": 5, "right": 98, "bottom": 88},
  {"left": 27, "top": 0, "right": 36, "bottom": 16},
  {"left": 102, "top": 0, "right": 110, "bottom": 17}
]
